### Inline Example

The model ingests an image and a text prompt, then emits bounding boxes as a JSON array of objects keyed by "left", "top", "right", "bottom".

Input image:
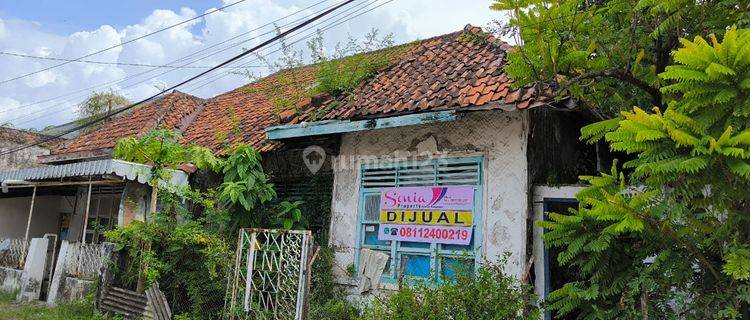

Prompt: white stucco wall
[
  {"left": 0, "top": 195, "right": 68, "bottom": 240},
  {"left": 327, "top": 110, "right": 531, "bottom": 286}
]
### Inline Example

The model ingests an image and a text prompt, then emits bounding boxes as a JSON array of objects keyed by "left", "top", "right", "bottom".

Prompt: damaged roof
[
  {"left": 42, "top": 24, "right": 553, "bottom": 160},
  {"left": 290, "top": 25, "right": 549, "bottom": 123},
  {"left": 45, "top": 91, "right": 204, "bottom": 162},
  {"left": 183, "top": 24, "right": 551, "bottom": 153},
  {"left": 0, "top": 127, "right": 64, "bottom": 149}
]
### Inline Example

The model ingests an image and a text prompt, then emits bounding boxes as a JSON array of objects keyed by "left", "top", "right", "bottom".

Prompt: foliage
[
  {"left": 361, "top": 260, "right": 539, "bottom": 320},
  {"left": 114, "top": 129, "right": 222, "bottom": 174},
  {"left": 491, "top": 0, "right": 750, "bottom": 114},
  {"left": 110, "top": 129, "right": 312, "bottom": 318},
  {"left": 312, "top": 29, "right": 397, "bottom": 95},
  {"left": 538, "top": 28, "right": 750, "bottom": 319},
  {"left": 0, "top": 294, "right": 115, "bottom": 320},
  {"left": 77, "top": 90, "right": 131, "bottom": 124},
  {"left": 105, "top": 211, "right": 231, "bottom": 318},
  {"left": 308, "top": 247, "right": 360, "bottom": 320},
  {"left": 244, "top": 29, "right": 399, "bottom": 119}
]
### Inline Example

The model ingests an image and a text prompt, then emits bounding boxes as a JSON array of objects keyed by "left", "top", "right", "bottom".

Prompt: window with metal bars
[{"left": 356, "top": 156, "right": 483, "bottom": 283}]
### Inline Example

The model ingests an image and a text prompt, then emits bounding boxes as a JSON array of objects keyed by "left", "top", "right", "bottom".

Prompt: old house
[
  {"left": 0, "top": 127, "right": 63, "bottom": 170},
  {"left": 0, "top": 25, "right": 603, "bottom": 307},
  {"left": 263, "top": 25, "right": 602, "bottom": 301},
  {"left": 0, "top": 92, "right": 199, "bottom": 301}
]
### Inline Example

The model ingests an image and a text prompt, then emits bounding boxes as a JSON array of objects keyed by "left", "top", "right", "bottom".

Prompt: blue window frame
[{"left": 355, "top": 156, "right": 483, "bottom": 284}]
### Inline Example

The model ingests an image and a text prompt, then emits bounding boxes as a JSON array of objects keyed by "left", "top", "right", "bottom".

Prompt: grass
[{"left": 0, "top": 291, "right": 117, "bottom": 320}]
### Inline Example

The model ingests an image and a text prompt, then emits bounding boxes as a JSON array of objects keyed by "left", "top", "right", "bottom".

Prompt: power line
[
  {"left": 0, "top": 51, "right": 262, "bottom": 69},
  {"left": 0, "top": 0, "right": 357, "bottom": 156},
  {"left": 7, "top": 1, "right": 345, "bottom": 127},
  {"left": 183, "top": 0, "right": 389, "bottom": 94},
  {"left": 0, "top": 0, "right": 248, "bottom": 86},
  {"left": 0, "top": 0, "right": 332, "bottom": 118},
  {"left": 13, "top": 0, "right": 384, "bottom": 127}
]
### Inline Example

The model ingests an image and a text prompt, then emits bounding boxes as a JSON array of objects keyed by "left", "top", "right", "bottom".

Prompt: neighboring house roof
[
  {"left": 43, "top": 91, "right": 204, "bottom": 162},
  {"left": 182, "top": 69, "right": 317, "bottom": 154},
  {"left": 0, "top": 127, "right": 64, "bottom": 149}
]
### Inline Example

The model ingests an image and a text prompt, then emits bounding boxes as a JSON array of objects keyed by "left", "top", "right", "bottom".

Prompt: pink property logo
[{"left": 380, "top": 186, "right": 474, "bottom": 211}]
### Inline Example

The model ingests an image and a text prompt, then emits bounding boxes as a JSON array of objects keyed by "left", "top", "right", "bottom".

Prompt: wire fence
[{"left": 0, "top": 238, "right": 28, "bottom": 269}]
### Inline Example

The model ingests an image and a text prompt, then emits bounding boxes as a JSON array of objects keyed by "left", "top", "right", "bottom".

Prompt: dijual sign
[{"left": 378, "top": 186, "right": 474, "bottom": 245}]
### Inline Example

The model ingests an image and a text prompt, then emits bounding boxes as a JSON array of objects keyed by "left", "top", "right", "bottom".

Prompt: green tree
[
  {"left": 537, "top": 27, "right": 750, "bottom": 319},
  {"left": 491, "top": 0, "right": 749, "bottom": 115},
  {"left": 77, "top": 90, "right": 131, "bottom": 121}
]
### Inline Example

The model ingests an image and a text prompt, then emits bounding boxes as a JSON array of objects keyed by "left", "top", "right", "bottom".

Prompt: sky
[{"left": 0, "top": 0, "right": 503, "bottom": 130}]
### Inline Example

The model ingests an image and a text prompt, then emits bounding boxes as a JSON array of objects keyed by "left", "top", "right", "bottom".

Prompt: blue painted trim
[
  {"left": 354, "top": 155, "right": 484, "bottom": 286},
  {"left": 265, "top": 110, "right": 458, "bottom": 140}
]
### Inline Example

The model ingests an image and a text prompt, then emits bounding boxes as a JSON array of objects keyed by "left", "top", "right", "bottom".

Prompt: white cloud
[{"left": 0, "top": 0, "right": 502, "bottom": 129}]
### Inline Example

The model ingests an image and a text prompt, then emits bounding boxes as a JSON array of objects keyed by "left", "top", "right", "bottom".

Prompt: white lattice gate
[{"left": 226, "top": 229, "right": 313, "bottom": 320}]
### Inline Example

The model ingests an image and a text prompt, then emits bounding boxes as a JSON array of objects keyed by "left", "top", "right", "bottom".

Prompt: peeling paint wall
[
  {"left": 0, "top": 142, "right": 50, "bottom": 170},
  {"left": 328, "top": 111, "right": 530, "bottom": 284},
  {"left": 117, "top": 181, "right": 149, "bottom": 226}
]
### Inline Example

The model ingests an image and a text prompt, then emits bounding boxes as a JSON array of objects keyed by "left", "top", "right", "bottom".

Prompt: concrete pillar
[
  {"left": 46, "top": 240, "right": 70, "bottom": 306},
  {"left": 16, "top": 237, "right": 49, "bottom": 302}
]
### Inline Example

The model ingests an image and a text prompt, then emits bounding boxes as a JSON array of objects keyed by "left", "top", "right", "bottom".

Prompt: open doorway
[{"left": 543, "top": 198, "right": 580, "bottom": 320}]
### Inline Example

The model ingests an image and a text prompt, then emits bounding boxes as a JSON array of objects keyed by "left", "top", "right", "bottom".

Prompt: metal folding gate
[{"left": 226, "top": 229, "right": 313, "bottom": 320}]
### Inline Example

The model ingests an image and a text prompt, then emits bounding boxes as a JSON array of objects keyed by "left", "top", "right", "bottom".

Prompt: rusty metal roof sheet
[{"left": 0, "top": 159, "right": 188, "bottom": 187}]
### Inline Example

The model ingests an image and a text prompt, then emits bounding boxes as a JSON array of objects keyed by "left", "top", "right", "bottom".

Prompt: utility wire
[
  {"left": 183, "top": 0, "right": 388, "bottom": 94},
  {"left": 0, "top": 0, "right": 248, "bottom": 86},
  {"left": 0, "top": 0, "right": 357, "bottom": 156},
  {"left": 8, "top": 0, "right": 344, "bottom": 126},
  {"left": 0, "top": 51, "right": 261, "bottom": 69},
  {"left": 0, "top": 0, "right": 332, "bottom": 117}
]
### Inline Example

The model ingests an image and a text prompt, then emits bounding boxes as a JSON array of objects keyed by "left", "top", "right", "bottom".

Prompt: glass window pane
[
  {"left": 363, "top": 194, "right": 380, "bottom": 222},
  {"left": 440, "top": 231, "right": 475, "bottom": 252},
  {"left": 441, "top": 257, "right": 473, "bottom": 280},
  {"left": 400, "top": 241, "right": 430, "bottom": 249},
  {"left": 402, "top": 254, "right": 431, "bottom": 278},
  {"left": 363, "top": 224, "right": 390, "bottom": 246}
]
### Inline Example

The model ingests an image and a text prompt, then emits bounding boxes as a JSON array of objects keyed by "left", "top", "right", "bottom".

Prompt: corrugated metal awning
[{"left": 0, "top": 159, "right": 188, "bottom": 187}]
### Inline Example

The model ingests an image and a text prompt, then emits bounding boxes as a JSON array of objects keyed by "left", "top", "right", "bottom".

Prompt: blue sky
[
  {"left": 0, "top": 0, "right": 216, "bottom": 33},
  {"left": 0, "top": 0, "right": 503, "bottom": 129}
]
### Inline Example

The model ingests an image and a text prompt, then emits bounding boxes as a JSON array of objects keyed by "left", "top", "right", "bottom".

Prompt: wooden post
[
  {"left": 21, "top": 186, "right": 37, "bottom": 267},
  {"left": 81, "top": 183, "right": 93, "bottom": 243}
]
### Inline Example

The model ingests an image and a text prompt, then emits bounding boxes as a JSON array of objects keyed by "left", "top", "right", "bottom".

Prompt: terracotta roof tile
[
  {"left": 49, "top": 25, "right": 555, "bottom": 158},
  {"left": 50, "top": 91, "right": 203, "bottom": 157}
]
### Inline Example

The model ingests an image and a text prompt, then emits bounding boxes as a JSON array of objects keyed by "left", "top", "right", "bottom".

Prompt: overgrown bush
[
  {"left": 308, "top": 247, "right": 359, "bottom": 320},
  {"left": 361, "top": 260, "right": 540, "bottom": 320}
]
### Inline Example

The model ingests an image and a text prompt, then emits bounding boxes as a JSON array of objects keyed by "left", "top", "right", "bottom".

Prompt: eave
[{"left": 265, "top": 110, "right": 458, "bottom": 140}]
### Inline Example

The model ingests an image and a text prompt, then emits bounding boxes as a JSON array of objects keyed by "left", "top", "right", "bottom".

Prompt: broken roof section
[
  {"left": 185, "top": 24, "right": 552, "bottom": 152},
  {"left": 31, "top": 24, "right": 552, "bottom": 161},
  {"left": 42, "top": 91, "right": 204, "bottom": 164},
  {"left": 289, "top": 25, "right": 549, "bottom": 123}
]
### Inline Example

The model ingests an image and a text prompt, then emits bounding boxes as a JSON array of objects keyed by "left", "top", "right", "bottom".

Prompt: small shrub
[
  {"left": 361, "top": 260, "right": 540, "bottom": 320},
  {"left": 308, "top": 247, "right": 360, "bottom": 320}
]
